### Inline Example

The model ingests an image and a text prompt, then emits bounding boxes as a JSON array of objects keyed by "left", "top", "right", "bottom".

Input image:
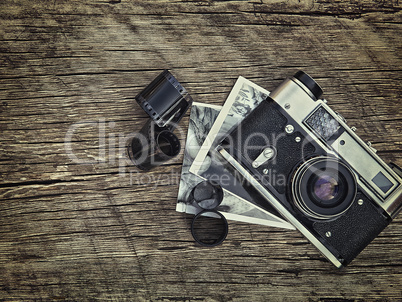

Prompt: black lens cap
[
  {"left": 190, "top": 180, "right": 224, "bottom": 210},
  {"left": 191, "top": 210, "right": 228, "bottom": 247},
  {"left": 188, "top": 181, "right": 228, "bottom": 247},
  {"left": 293, "top": 71, "right": 323, "bottom": 100}
]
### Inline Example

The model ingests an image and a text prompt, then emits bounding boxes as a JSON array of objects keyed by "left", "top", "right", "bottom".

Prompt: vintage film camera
[{"left": 217, "top": 71, "right": 402, "bottom": 267}]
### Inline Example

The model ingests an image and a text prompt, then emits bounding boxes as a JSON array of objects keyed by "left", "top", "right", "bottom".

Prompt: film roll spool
[
  {"left": 189, "top": 181, "right": 228, "bottom": 247},
  {"left": 128, "top": 70, "right": 193, "bottom": 170},
  {"left": 135, "top": 69, "right": 192, "bottom": 128}
]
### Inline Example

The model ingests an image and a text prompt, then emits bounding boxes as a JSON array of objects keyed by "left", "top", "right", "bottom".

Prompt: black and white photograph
[
  {"left": 190, "top": 77, "right": 269, "bottom": 176},
  {"left": 188, "top": 77, "right": 291, "bottom": 221},
  {"left": 177, "top": 102, "right": 293, "bottom": 229}
]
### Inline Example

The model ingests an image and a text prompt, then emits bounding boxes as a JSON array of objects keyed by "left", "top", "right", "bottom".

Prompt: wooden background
[{"left": 0, "top": 0, "right": 401, "bottom": 301}]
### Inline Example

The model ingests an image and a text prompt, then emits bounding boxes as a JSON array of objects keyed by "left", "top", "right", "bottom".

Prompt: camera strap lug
[
  {"left": 335, "top": 111, "right": 347, "bottom": 124},
  {"left": 389, "top": 163, "right": 402, "bottom": 178},
  {"left": 367, "top": 141, "right": 377, "bottom": 153}
]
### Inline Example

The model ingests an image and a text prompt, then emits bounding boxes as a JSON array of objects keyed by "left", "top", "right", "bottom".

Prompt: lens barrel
[{"left": 291, "top": 157, "right": 356, "bottom": 220}]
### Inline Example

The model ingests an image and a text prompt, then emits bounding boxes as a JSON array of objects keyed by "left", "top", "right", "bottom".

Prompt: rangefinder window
[{"left": 305, "top": 106, "right": 341, "bottom": 141}]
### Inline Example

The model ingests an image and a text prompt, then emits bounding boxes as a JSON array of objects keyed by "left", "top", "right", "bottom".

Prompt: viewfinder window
[{"left": 372, "top": 171, "right": 393, "bottom": 194}]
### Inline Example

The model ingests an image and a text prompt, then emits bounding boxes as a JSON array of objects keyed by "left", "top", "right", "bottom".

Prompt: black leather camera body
[{"left": 217, "top": 71, "right": 402, "bottom": 267}]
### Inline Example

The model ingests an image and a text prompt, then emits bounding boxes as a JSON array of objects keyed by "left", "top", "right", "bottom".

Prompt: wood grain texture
[{"left": 0, "top": 0, "right": 401, "bottom": 301}]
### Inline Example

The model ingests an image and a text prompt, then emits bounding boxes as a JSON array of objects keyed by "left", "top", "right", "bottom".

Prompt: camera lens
[
  {"left": 313, "top": 175, "right": 339, "bottom": 201},
  {"left": 291, "top": 157, "right": 356, "bottom": 220},
  {"left": 307, "top": 169, "right": 349, "bottom": 211}
]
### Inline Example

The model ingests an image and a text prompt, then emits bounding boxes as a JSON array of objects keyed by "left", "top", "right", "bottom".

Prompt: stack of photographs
[{"left": 176, "top": 77, "right": 294, "bottom": 230}]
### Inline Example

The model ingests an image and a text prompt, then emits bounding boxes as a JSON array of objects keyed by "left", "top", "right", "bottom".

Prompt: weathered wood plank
[{"left": 0, "top": 0, "right": 401, "bottom": 301}]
